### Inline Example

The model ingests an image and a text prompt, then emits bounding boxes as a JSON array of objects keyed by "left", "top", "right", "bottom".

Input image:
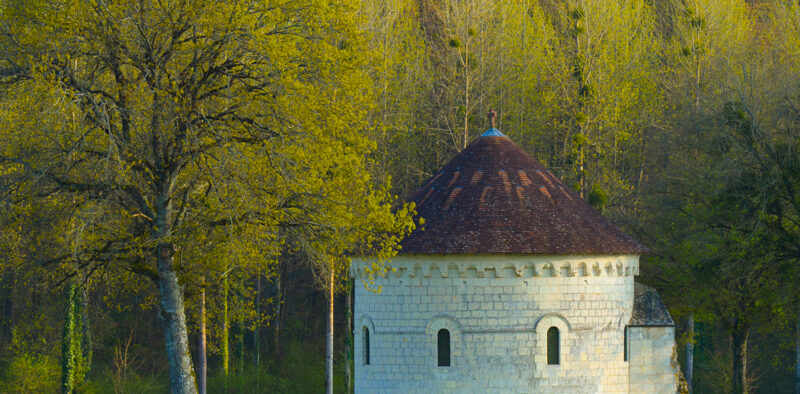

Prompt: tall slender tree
[{"left": 0, "top": 1, "right": 401, "bottom": 392}]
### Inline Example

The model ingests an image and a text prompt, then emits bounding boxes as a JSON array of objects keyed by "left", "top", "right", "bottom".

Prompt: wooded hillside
[{"left": 1, "top": 0, "right": 799, "bottom": 393}]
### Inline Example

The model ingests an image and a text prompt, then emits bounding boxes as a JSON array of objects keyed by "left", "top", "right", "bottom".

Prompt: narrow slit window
[
  {"left": 437, "top": 329, "right": 451, "bottom": 367},
  {"left": 623, "top": 327, "right": 628, "bottom": 362},
  {"left": 547, "top": 327, "right": 560, "bottom": 365},
  {"left": 363, "top": 327, "right": 370, "bottom": 365}
]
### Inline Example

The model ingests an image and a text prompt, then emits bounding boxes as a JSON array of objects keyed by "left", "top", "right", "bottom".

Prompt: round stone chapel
[{"left": 351, "top": 122, "right": 679, "bottom": 393}]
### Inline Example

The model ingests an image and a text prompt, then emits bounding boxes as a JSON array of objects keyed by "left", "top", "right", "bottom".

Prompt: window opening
[
  {"left": 364, "top": 327, "right": 370, "bottom": 365},
  {"left": 437, "top": 329, "right": 451, "bottom": 367},
  {"left": 547, "top": 327, "right": 560, "bottom": 365},
  {"left": 623, "top": 326, "right": 628, "bottom": 362}
]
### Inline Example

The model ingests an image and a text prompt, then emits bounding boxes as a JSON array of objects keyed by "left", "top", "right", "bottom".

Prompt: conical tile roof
[{"left": 400, "top": 131, "right": 648, "bottom": 255}]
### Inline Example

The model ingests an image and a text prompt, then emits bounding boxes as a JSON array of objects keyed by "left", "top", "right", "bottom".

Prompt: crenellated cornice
[{"left": 351, "top": 255, "right": 639, "bottom": 280}]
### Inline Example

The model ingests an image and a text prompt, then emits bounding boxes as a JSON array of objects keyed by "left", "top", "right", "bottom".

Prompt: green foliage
[
  {"left": 0, "top": 353, "right": 60, "bottom": 393},
  {"left": 587, "top": 183, "right": 608, "bottom": 211},
  {"left": 61, "top": 281, "right": 79, "bottom": 393},
  {"left": 1, "top": 0, "right": 800, "bottom": 391},
  {"left": 93, "top": 370, "right": 165, "bottom": 394},
  {"left": 60, "top": 281, "right": 90, "bottom": 394},
  {"left": 203, "top": 341, "right": 348, "bottom": 393},
  {"left": 0, "top": 0, "right": 417, "bottom": 389}
]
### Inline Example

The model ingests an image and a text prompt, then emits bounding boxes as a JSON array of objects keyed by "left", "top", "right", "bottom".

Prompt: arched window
[
  {"left": 363, "top": 326, "right": 370, "bottom": 365},
  {"left": 437, "top": 329, "right": 451, "bottom": 367},
  {"left": 547, "top": 326, "right": 559, "bottom": 365}
]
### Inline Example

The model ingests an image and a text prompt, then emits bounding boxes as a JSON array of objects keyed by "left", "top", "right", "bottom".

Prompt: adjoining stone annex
[{"left": 351, "top": 117, "right": 679, "bottom": 393}]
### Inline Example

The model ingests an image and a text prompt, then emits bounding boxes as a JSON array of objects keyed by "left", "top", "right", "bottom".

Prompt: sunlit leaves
[{"left": 0, "top": 0, "right": 417, "bottom": 383}]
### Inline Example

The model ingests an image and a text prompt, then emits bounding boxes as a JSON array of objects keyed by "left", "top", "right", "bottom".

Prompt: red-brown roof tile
[{"left": 400, "top": 132, "right": 648, "bottom": 255}]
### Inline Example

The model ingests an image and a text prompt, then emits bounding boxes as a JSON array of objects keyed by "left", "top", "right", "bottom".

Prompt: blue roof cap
[{"left": 480, "top": 127, "right": 505, "bottom": 137}]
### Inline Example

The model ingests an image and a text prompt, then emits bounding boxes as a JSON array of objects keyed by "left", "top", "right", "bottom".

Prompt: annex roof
[
  {"left": 630, "top": 282, "right": 674, "bottom": 326},
  {"left": 399, "top": 129, "right": 648, "bottom": 255}
]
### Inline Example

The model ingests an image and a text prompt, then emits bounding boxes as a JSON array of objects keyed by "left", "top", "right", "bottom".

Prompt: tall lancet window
[
  {"left": 363, "top": 326, "right": 370, "bottom": 365},
  {"left": 547, "top": 327, "right": 560, "bottom": 365},
  {"left": 437, "top": 329, "right": 451, "bottom": 366}
]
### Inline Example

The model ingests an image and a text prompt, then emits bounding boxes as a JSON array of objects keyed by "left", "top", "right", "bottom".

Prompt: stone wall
[
  {"left": 628, "top": 326, "right": 679, "bottom": 394},
  {"left": 351, "top": 255, "right": 643, "bottom": 393}
]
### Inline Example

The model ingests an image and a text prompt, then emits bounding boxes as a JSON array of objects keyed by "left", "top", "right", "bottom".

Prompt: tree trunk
[
  {"left": 732, "top": 327, "right": 749, "bottom": 394},
  {"left": 795, "top": 316, "right": 799, "bottom": 394},
  {"left": 198, "top": 284, "right": 207, "bottom": 394},
  {"left": 236, "top": 317, "right": 244, "bottom": 392},
  {"left": 273, "top": 261, "right": 285, "bottom": 355},
  {"left": 156, "top": 244, "right": 198, "bottom": 394},
  {"left": 345, "top": 279, "right": 352, "bottom": 394},
  {"left": 579, "top": 142, "right": 585, "bottom": 198},
  {"left": 238, "top": 273, "right": 245, "bottom": 381},
  {"left": 0, "top": 271, "right": 12, "bottom": 341},
  {"left": 222, "top": 275, "right": 229, "bottom": 381},
  {"left": 462, "top": 40, "right": 471, "bottom": 152},
  {"left": 686, "top": 313, "right": 694, "bottom": 394},
  {"left": 254, "top": 274, "right": 260, "bottom": 368},
  {"left": 574, "top": 18, "right": 585, "bottom": 200},
  {"left": 61, "top": 281, "right": 78, "bottom": 394},
  {"left": 326, "top": 267, "right": 335, "bottom": 394},
  {"left": 254, "top": 274, "right": 261, "bottom": 392},
  {"left": 80, "top": 286, "right": 92, "bottom": 385}
]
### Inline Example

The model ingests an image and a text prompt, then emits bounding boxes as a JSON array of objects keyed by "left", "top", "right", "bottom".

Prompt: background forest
[{"left": 1, "top": 0, "right": 800, "bottom": 393}]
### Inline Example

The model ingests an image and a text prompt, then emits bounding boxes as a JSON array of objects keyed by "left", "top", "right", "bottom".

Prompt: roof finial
[{"left": 480, "top": 109, "right": 506, "bottom": 137}]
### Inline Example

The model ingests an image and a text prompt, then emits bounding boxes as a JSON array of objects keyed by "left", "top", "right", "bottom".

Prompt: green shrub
[
  {"left": 205, "top": 340, "right": 349, "bottom": 394},
  {"left": 91, "top": 370, "right": 165, "bottom": 394},
  {"left": 207, "top": 364, "right": 290, "bottom": 394},
  {"left": 0, "top": 353, "right": 60, "bottom": 393}
]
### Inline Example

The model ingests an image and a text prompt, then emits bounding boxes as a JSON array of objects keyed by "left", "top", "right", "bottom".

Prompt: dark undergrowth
[{"left": 0, "top": 340, "right": 350, "bottom": 393}]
